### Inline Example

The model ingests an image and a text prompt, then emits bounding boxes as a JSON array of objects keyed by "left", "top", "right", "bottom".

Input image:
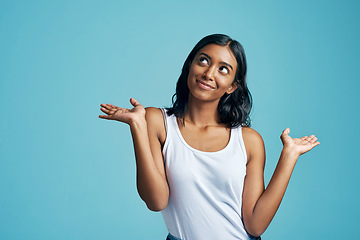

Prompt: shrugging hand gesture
[
  {"left": 280, "top": 128, "right": 320, "bottom": 156},
  {"left": 99, "top": 98, "right": 145, "bottom": 125}
]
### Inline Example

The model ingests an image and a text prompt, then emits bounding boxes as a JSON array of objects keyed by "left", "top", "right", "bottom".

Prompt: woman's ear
[{"left": 226, "top": 82, "right": 238, "bottom": 94}]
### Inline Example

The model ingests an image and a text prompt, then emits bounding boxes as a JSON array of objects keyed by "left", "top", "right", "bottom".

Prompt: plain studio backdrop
[{"left": 1, "top": 0, "right": 359, "bottom": 239}]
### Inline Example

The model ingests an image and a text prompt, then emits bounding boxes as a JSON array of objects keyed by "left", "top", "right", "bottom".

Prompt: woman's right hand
[{"left": 99, "top": 98, "right": 146, "bottom": 125}]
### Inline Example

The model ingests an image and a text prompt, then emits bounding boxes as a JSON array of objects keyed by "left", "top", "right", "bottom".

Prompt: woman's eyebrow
[{"left": 199, "top": 53, "right": 233, "bottom": 70}]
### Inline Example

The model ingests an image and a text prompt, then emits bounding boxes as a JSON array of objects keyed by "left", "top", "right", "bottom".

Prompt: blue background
[{"left": 1, "top": 0, "right": 359, "bottom": 239}]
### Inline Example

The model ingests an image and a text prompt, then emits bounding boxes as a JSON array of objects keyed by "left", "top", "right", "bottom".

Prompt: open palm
[
  {"left": 99, "top": 98, "right": 145, "bottom": 125},
  {"left": 280, "top": 128, "right": 320, "bottom": 156}
]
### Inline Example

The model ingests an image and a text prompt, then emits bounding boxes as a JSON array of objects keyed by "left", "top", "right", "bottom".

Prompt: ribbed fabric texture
[{"left": 160, "top": 109, "right": 251, "bottom": 240}]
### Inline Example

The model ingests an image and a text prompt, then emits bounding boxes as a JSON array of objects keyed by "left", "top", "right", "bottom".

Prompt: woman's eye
[
  {"left": 199, "top": 57, "right": 208, "bottom": 65},
  {"left": 220, "top": 66, "right": 229, "bottom": 74}
]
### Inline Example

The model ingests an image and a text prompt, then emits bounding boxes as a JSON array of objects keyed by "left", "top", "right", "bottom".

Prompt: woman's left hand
[{"left": 280, "top": 128, "right": 320, "bottom": 156}]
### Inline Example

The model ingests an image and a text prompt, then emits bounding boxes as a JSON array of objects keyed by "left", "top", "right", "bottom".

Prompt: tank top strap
[
  {"left": 160, "top": 108, "right": 179, "bottom": 135},
  {"left": 233, "top": 125, "right": 248, "bottom": 163},
  {"left": 160, "top": 108, "right": 178, "bottom": 154},
  {"left": 160, "top": 108, "right": 168, "bottom": 133}
]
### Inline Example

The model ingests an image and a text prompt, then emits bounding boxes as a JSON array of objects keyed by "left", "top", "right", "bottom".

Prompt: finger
[
  {"left": 308, "top": 135, "right": 316, "bottom": 140},
  {"left": 304, "top": 136, "right": 312, "bottom": 141},
  {"left": 99, "top": 115, "right": 112, "bottom": 119},
  {"left": 100, "top": 107, "right": 112, "bottom": 114},
  {"left": 107, "top": 104, "right": 120, "bottom": 109},
  {"left": 300, "top": 136, "right": 310, "bottom": 143},
  {"left": 282, "top": 128, "right": 290, "bottom": 136},
  {"left": 100, "top": 104, "right": 114, "bottom": 110},
  {"left": 130, "top": 98, "right": 142, "bottom": 107},
  {"left": 309, "top": 136, "right": 318, "bottom": 144}
]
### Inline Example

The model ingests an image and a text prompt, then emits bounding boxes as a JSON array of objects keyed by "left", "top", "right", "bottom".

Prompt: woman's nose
[{"left": 203, "top": 66, "right": 216, "bottom": 81}]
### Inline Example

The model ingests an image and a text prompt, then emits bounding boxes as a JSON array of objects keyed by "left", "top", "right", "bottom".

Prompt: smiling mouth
[{"left": 196, "top": 79, "right": 215, "bottom": 89}]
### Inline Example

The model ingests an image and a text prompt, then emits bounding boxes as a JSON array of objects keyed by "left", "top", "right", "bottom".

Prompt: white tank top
[{"left": 160, "top": 109, "right": 251, "bottom": 240}]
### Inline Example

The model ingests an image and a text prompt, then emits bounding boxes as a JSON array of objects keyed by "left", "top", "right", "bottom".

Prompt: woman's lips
[{"left": 196, "top": 79, "right": 215, "bottom": 90}]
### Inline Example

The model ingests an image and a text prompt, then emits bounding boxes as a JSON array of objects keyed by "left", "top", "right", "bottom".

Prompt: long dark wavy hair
[{"left": 166, "top": 34, "right": 252, "bottom": 128}]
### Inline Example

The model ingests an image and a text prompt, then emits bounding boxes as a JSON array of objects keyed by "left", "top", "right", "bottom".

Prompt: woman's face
[{"left": 187, "top": 44, "right": 238, "bottom": 103}]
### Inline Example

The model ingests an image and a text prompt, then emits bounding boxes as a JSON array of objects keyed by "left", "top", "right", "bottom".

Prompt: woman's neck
[{"left": 184, "top": 96, "right": 221, "bottom": 127}]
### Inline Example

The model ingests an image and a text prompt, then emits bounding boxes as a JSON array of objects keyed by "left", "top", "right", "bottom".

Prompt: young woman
[{"left": 99, "top": 34, "right": 320, "bottom": 240}]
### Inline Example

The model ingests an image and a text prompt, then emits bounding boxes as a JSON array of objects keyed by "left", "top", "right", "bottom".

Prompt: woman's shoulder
[
  {"left": 145, "top": 107, "right": 163, "bottom": 117},
  {"left": 145, "top": 107, "right": 166, "bottom": 143},
  {"left": 241, "top": 126, "right": 263, "bottom": 141},
  {"left": 241, "top": 126, "right": 265, "bottom": 159}
]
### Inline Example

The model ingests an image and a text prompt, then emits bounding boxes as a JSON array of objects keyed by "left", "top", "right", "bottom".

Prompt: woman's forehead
[{"left": 197, "top": 44, "right": 236, "bottom": 64}]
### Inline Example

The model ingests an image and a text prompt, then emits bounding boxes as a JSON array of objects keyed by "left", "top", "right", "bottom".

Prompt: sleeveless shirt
[{"left": 160, "top": 109, "right": 251, "bottom": 240}]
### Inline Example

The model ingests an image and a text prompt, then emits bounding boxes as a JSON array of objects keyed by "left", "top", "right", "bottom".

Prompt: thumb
[
  {"left": 130, "top": 98, "right": 142, "bottom": 107},
  {"left": 281, "top": 128, "right": 290, "bottom": 139}
]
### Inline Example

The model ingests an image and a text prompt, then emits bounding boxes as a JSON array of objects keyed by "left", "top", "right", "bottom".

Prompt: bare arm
[
  {"left": 242, "top": 127, "right": 320, "bottom": 237},
  {"left": 99, "top": 98, "right": 169, "bottom": 211}
]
